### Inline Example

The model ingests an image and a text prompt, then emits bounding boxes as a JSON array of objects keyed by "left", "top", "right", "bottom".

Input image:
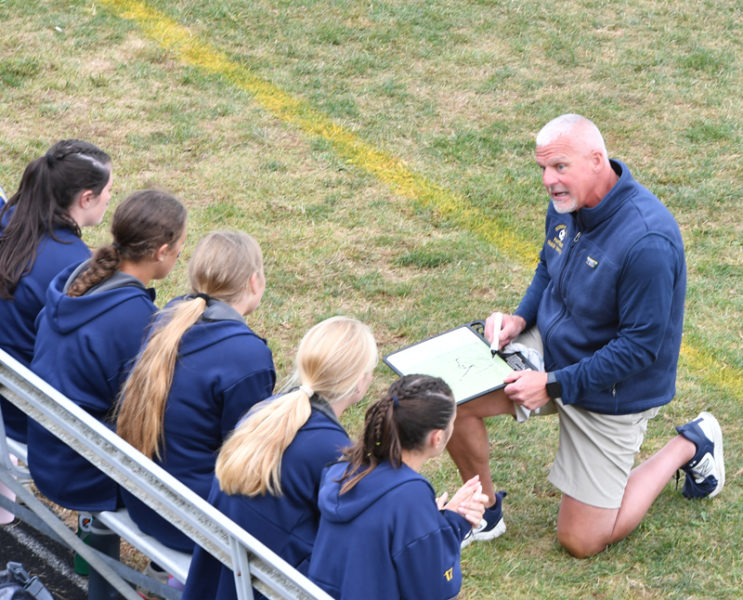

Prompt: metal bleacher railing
[{"left": 0, "top": 348, "right": 332, "bottom": 600}]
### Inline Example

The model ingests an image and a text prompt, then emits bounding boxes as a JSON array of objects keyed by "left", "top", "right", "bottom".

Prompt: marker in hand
[{"left": 489, "top": 312, "right": 503, "bottom": 356}]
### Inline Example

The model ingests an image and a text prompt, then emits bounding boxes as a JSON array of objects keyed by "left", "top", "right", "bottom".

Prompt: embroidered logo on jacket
[
  {"left": 547, "top": 224, "right": 568, "bottom": 255},
  {"left": 585, "top": 256, "right": 598, "bottom": 269},
  {"left": 444, "top": 567, "right": 454, "bottom": 582}
]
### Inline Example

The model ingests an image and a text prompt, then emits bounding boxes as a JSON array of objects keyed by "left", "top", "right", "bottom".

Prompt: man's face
[{"left": 535, "top": 135, "right": 599, "bottom": 213}]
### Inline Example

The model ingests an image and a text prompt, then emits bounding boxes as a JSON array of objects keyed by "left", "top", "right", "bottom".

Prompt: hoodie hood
[
  {"left": 317, "top": 460, "right": 428, "bottom": 524},
  {"left": 160, "top": 295, "right": 267, "bottom": 357},
  {"left": 44, "top": 261, "right": 154, "bottom": 335}
]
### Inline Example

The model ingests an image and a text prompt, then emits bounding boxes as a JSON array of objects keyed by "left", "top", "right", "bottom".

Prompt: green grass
[{"left": 1, "top": 0, "right": 741, "bottom": 597}]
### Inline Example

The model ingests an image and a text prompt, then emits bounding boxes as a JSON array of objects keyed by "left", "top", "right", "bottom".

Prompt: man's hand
[
  {"left": 485, "top": 312, "right": 527, "bottom": 351},
  {"left": 503, "top": 369, "right": 550, "bottom": 410}
]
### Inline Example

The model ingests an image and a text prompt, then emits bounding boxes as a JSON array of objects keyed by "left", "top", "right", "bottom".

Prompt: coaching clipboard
[{"left": 383, "top": 321, "right": 534, "bottom": 404}]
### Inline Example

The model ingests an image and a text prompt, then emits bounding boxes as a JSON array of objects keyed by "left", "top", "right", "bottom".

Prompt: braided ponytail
[
  {"left": 66, "top": 189, "right": 186, "bottom": 296},
  {"left": 338, "top": 374, "right": 455, "bottom": 494}
]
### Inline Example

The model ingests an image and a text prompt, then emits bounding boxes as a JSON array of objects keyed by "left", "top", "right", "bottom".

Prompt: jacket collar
[
  {"left": 181, "top": 293, "right": 245, "bottom": 323},
  {"left": 574, "top": 159, "right": 635, "bottom": 231},
  {"left": 309, "top": 394, "right": 344, "bottom": 430}
]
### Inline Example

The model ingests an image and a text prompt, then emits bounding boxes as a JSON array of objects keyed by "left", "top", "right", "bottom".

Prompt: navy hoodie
[
  {"left": 182, "top": 398, "right": 349, "bottom": 600},
  {"left": 0, "top": 221, "right": 90, "bottom": 442},
  {"left": 121, "top": 296, "right": 275, "bottom": 552},
  {"left": 27, "top": 261, "right": 157, "bottom": 511},
  {"left": 308, "top": 461, "right": 470, "bottom": 600}
]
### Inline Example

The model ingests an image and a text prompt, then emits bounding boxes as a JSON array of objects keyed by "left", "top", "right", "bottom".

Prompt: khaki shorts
[{"left": 511, "top": 328, "right": 659, "bottom": 509}]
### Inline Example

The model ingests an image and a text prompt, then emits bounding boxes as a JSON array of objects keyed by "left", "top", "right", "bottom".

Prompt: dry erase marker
[{"left": 490, "top": 312, "right": 503, "bottom": 356}]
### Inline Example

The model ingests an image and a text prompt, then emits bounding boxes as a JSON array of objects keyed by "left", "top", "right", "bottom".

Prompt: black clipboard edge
[{"left": 382, "top": 320, "right": 537, "bottom": 405}]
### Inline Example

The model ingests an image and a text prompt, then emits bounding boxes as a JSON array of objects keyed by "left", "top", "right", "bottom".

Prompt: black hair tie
[
  {"left": 45, "top": 153, "right": 54, "bottom": 167},
  {"left": 194, "top": 292, "right": 211, "bottom": 304},
  {"left": 112, "top": 241, "right": 122, "bottom": 252}
]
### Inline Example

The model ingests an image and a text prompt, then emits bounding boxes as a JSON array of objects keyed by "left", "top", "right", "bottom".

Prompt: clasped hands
[{"left": 436, "top": 475, "right": 488, "bottom": 527}]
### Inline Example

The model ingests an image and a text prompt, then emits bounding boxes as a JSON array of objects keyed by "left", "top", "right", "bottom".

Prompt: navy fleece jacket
[
  {"left": 0, "top": 224, "right": 90, "bottom": 442},
  {"left": 516, "top": 160, "right": 686, "bottom": 414},
  {"left": 121, "top": 296, "right": 275, "bottom": 552},
  {"left": 182, "top": 399, "right": 350, "bottom": 600}
]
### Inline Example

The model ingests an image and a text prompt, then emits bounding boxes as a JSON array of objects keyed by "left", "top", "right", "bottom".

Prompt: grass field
[{"left": 1, "top": 1, "right": 741, "bottom": 598}]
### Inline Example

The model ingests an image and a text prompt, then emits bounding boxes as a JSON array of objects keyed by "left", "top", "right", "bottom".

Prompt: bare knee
[
  {"left": 557, "top": 526, "right": 608, "bottom": 558},
  {"left": 556, "top": 495, "right": 617, "bottom": 558}
]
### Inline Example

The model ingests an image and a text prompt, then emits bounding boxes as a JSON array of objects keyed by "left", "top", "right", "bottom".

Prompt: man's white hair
[{"left": 536, "top": 114, "right": 608, "bottom": 156}]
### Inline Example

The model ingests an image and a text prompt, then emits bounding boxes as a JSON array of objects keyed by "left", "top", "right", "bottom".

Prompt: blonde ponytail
[
  {"left": 117, "top": 230, "right": 265, "bottom": 460},
  {"left": 116, "top": 297, "right": 207, "bottom": 459},
  {"left": 216, "top": 316, "right": 378, "bottom": 497},
  {"left": 216, "top": 389, "right": 312, "bottom": 496}
]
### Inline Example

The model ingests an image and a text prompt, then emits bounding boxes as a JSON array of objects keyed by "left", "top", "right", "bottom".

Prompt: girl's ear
[
  {"left": 154, "top": 242, "right": 170, "bottom": 262},
  {"left": 77, "top": 189, "right": 95, "bottom": 209},
  {"left": 428, "top": 428, "right": 447, "bottom": 454},
  {"left": 248, "top": 270, "right": 261, "bottom": 294}
]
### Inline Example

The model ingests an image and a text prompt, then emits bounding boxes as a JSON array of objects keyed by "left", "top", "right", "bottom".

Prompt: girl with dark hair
[
  {"left": 308, "top": 374, "right": 488, "bottom": 600},
  {"left": 27, "top": 189, "right": 187, "bottom": 512},
  {"left": 0, "top": 139, "right": 112, "bottom": 442},
  {"left": 115, "top": 231, "right": 276, "bottom": 555}
]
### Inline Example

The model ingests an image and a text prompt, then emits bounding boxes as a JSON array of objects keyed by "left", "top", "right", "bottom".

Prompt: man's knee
[
  {"left": 556, "top": 495, "right": 617, "bottom": 558},
  {"left": 454, "top": 389, "right": 515, "bottom": 422},
  {"left": 556, "top": 525, "right": 609, "bottom": 558}
]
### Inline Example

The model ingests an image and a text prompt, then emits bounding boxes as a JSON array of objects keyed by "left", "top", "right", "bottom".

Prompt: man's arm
[{"left": 514, "top": 246, "right": 550, "bottom": 329}]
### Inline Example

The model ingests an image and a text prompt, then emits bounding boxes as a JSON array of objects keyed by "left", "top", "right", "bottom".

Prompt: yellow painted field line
[
  {"left": 99, "top": 0, "right": 537, "bottom": 265},
  {"left": 99, "top": 0, "right": 741, "bottom": 401}
]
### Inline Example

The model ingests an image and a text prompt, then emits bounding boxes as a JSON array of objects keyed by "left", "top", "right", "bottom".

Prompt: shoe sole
[
  {"left": 699, "top": 411, "right": 725, "bottom": 498},
  {"left": 460, "top": 518, "right": 506, "bottom": 550}
]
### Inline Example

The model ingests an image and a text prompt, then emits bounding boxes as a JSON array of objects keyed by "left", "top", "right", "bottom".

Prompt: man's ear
[{"left": 590, "top": 149, "right": 605, "bottom": 171}]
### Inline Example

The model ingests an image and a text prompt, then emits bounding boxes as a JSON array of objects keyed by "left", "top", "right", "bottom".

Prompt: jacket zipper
[{"left": 544, "top": 220, "right": 583, "bottom": 345}]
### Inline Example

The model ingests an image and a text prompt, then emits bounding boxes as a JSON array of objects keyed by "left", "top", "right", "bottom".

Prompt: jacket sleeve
[
  {"left": 555, "top": 234, "right": 681, "bottom": 404},
  {"left": 112, "top": 299, "right": 158, "bottom": 392},
  {"left": 220, "top": 362, "right": 276, "bottom": 437},
  {"left": 392, "top": 505, "right": 468, "bottom": 600},
  {"left": 515, "top": 246, "right": 550, "bottom": 328}
]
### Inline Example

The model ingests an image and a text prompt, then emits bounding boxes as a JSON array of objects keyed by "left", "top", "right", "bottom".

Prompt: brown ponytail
[
  {"left": 0, "top": 139, "right": 111, "bottom": 299},
  {"left": 67, "top": 189, "right": 186, "bottom": 297}
]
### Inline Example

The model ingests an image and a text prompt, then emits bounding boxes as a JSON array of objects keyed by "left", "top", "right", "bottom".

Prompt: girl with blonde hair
[
  {"left": 183, "top": 316, "right": 378, "bottom": 600},
  {"left": 116, "top": 230, "right": 275, "bottom": 553}
]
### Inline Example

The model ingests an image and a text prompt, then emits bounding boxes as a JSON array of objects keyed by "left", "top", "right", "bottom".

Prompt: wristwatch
[{"left": 546, "top": 372, "right": 562, "bottom": 399}]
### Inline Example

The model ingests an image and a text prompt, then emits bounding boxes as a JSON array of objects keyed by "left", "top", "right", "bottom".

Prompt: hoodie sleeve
[
  {"left": 110, "top": 297, "right": 159, "bottom": 393},
  {"left": 392, "top": 499, "right": 467, "bottom": 600},
  {"left": 219, "top": 356, "right": 276, "bottom": 437}
]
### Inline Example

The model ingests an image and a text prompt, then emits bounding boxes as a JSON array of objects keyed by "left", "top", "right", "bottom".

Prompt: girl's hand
[{"left": 442, "top": 476, "right": 489, "bottom": 527}]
